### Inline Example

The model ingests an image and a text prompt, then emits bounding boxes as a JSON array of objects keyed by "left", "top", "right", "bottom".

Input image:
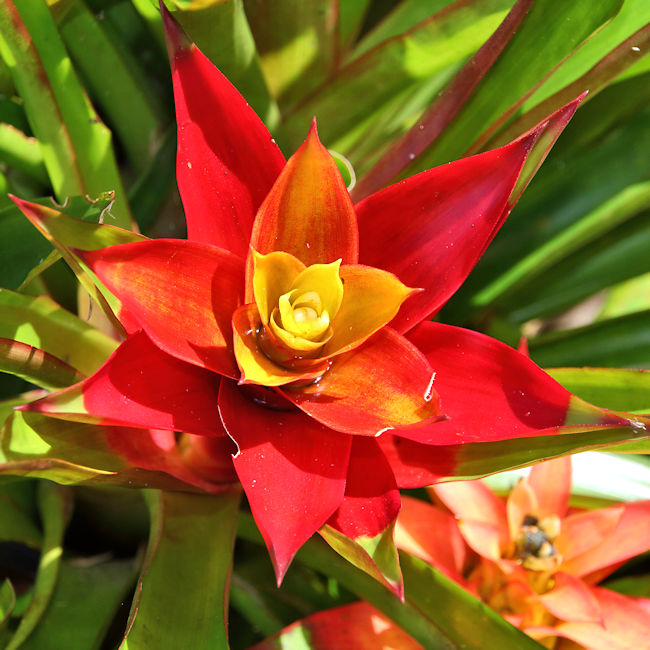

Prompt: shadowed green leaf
[
  {"left": 4, "top": 481, "right": 70, "bottom": 650},
  {"left": 121, "top": 489, "right": 241, "bottom": 649},
  {"left": 20, "top": 558, "right": 137, "bottom": 650},
  {"left": 530, "top": 310, "right": 650, "bottom": 368}
]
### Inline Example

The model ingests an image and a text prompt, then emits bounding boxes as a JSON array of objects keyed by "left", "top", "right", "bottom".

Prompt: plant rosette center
[{"left": 232, "top": 249, "right": 417, "bottom": 388}]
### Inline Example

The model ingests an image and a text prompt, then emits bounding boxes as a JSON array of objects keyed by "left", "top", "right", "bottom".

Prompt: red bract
[
  {"left": 11, "top": 7, "right": 649, "bottom": 591},
  {"left": 396, "top": 457, "right": 650, "bottom": 648}
]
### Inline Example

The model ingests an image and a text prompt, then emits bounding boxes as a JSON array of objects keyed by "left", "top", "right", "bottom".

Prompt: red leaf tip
[{"left": 160, "top": 1, "right": 192, "bottom": 60}]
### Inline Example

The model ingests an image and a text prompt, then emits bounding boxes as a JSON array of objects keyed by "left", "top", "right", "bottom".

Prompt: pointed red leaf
[
  {"left": 329, "top": 437, "right": 401, "bottom": 539},
  {"left": 377, "top": 434, "right": 454, "bottom": 488},
  {"left": 280, "top": 327, "right": 441, "bottom": 436},
  {"left": 161, "top": 4, "right": 285, "bottom": 256},
  {"left": 79, "top": 239, "right": 244, "bottom": 378},
  {"left": 400, "top": 322, "right": 636, "bottom": 445},
  {"left": 248, "top": 122, "right": 358, "bottom": 277},
  {"left": 356, "top": 133, "right": 536, "bottom": 333},
  {"left": 21, "top": 332, "right": 223, "bottom": 436},
  {"left": 218, "top": 378, "right": 351, "bottom": 583}
]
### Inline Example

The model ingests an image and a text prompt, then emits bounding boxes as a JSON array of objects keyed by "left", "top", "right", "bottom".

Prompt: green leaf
[
  {"left": 0, "top": 579, "right": 16, "bottom": 629},
  {"left": 445, "top": 425, "right": 650, "bottom": 481},
  {"left": 243, "top": 0, "right": 337, "bottom": 113},
  {"left": 319, "top": 522, "right": 402, "bottom": 598},
  {"left": 13, "top": 196, "right": 147, "bottom": 336},
  {"left": 0, "top": 0, "right": 133, "bottom": 227},
  {"left": 445, "top": 105, "right": 650, "bottom": 320},
  {"left": 0, "top": 338, "right": 84, "bottom": 389},
  {"left": 497, "top": 208, "right": 650, "bottom": 323},
  {"left": 50, "top": 0, "right": 166, "bottom": 172},
  {"left": 4, "top": 481, "right": 70, "bottom": 650},
  {"left": 601, "top": 272, "right": 650, "bottom": 320},
  {"left": 0, "top": 478, "right": 40, "bottom": 547},
  {"left": 350, "top": 0, "right": 459, "bottom": 60},
  {"left": 0, "top": 204, "right": 53, "bottom": 291},
  {"left": 400, "top": 552, "right": 542, "bottom": 649},
  {"left": 499, "top": 0, "right": 650, "bottom": 140},
  {"left": 407, "top": 0, "right": 623, "bottom": 170},
  {"left": 283, "top": 0, "right": 511, "bottom": 155},
  {"left": 121, "top": 489, "right": 241, "bottom": 650},
  {"left": 19, "top": 558, "right": 137, "bottom": 650},
  {"left": 0, "top": 288, "right": 117, "bottom": 377},
  {"left": 0, "top": 122, "right": 47, "bottom": 184},
  {"left": 529, "top": 310, "right": 650, "bottom": 368},
  {"left": 548, "top": 367, "right": 650, "bottom": 412}
]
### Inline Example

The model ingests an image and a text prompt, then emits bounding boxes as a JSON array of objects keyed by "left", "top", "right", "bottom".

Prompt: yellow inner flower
[{"left": 252, "top": 250, "right": 343, "bottom": 359}]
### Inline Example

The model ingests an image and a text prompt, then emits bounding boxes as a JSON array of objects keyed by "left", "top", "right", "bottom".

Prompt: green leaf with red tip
[
  {"left": 0, "top": 288, "right": 118, "bottom": 377},
  {"left": 0, "top": 411, "right": 217, "bottom": 492},
  {"left": 0, "top": 1, "right": 133, "bottom": 227},
  {"left": 0, "top": 337, "right": 83, "bottom": 389},
  {"left": 319, "top": 524, "right": 403, "bottom": 599},
  {"left": 121, "top": 489, "right": 241, "bottom": 650},
  {"left": 11, "top": 196, "right": 146, "bottom": 336},
  {"left": 380, "top": 423, "right": 650, "bottom": 489}
]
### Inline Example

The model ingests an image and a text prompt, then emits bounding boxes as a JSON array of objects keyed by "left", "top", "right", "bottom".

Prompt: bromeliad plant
[{"left": 8, "top": 7, "right": 650, "bottom": 596}]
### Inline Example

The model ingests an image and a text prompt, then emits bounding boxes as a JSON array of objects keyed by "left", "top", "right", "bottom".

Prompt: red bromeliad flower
[
  {"left": 10, "top": 7, "right": 649, "bottom": 591},
  {"left": 397, "top": 456, "right": 650, "bottom": 648}
]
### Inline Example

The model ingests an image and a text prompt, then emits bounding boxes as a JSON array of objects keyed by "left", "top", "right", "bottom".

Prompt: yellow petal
[
  {"left": 269, "top": 309, "right": 333, "bottom": 354},
  {"left": 323, "top": 265, "right": 419, "bottom": 357},
  {"left": 252, "top": 249, "right": 305, "bottom": 324},
  {"left": 232, "top": 304, "right": 329, "bottom": 386},
  {"left": 289, "top": 259, "right": 343, "bottom": 319}
]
